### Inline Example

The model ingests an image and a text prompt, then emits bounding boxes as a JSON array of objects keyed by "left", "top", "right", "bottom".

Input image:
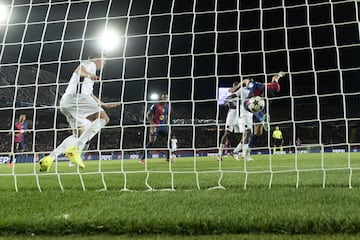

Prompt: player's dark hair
[{"left": 88, "top": 51, "right": 106, "bottom": 59}]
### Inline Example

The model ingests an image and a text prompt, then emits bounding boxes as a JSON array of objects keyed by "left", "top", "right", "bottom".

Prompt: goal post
[{"left": 0, "top": 0, "right": 359, "bottom": 192}]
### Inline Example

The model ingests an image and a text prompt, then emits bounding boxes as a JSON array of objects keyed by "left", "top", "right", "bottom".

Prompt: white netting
[{"left": 0, "top": 0, "right": 359, "bottom": 191}]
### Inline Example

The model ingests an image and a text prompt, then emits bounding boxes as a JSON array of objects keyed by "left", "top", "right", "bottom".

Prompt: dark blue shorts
[
  {"left": 14, "top": 141, "right": 25, "bottom": 152},
  {"left": 150, "top": 126, "right": 169, "bottom": 137}
]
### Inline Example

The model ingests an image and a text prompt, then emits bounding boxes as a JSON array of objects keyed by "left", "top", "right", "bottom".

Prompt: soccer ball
[{"left": 247, "top": 96, "right": 265, "bottom": 113}]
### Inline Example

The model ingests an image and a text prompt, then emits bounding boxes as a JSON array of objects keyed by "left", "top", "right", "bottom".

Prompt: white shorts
[
  {"left": 238, "top": 114, "right": 253, "bottom": 133},
  {"left": 60, "top": 94, "right": 104, "bottom": 129},
  {"left": 225, "top": 109, "right": 241, "bottom": 133},
  {"left": 171, "top": 146, "right": 177, "bottom": 152}
]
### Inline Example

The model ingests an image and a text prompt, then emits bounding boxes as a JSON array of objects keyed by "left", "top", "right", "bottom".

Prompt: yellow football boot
[
  {"left": 39, "top": 156, "right": 54, "bottom": 172},
  {"left": 64, "top": 146, "right": 85, "bottom": 169}
]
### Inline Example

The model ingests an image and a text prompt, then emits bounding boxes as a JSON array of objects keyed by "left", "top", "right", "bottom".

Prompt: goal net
[{"left": 0, "top": 0, "right": 359, "bottom": 191}]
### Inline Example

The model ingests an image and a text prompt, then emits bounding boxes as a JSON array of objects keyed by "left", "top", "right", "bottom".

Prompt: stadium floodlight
[
  {"left": 98, "top": 28, "right": 121, "bottom": 51},
  {"left": 0, "top": 4, "right": 8, "bottom": 23},
  {"left": 150, "top": 93, "right": 159, "bottom": 100}
]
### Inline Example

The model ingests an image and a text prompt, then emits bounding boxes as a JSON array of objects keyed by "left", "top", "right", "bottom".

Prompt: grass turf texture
[{"left": 1, "top": 153, "right": 360, "bottom": 238}]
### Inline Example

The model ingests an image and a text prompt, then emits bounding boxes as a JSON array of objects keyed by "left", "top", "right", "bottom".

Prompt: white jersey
[
  {"left": 60, "top": 60, "right": 103, "bottom": 129},
  {"left": 64, "top": 60, "right": 97, "bottom": 96},
  {"left": 235, "top": 87, "right": 252, "bottom": 118},
  {"left": 235, "top": 87, "right": 253, "bottom": 132},
  {"left": 171, "top": 138, "right": 178, "bottom": 152},
  {"left": 225, "top": 91, "right": 240, "bottom": 133}
]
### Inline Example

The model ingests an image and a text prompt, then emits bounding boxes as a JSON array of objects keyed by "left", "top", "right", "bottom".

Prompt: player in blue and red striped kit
[
  {"left": 140, "top": 93, "right": 170, "bottom": 164},
  {"left": 8, "top": 114, "right": 29, "bottom": 167},
  {"left": 232, "top": 71, "right": 285, "bottom": 150}
]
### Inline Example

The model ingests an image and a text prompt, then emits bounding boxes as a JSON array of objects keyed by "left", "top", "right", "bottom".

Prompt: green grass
[{"left": 1, "top": 153, "right": 360, "bottom": 239}]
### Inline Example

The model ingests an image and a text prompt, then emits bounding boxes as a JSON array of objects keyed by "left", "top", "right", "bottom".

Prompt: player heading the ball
[{"left": 232, "top": 71, "right": 286, "bottom": 148}]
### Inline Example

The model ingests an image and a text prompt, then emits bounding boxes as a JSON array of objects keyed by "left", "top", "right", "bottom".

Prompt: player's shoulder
[{"left": 80, "top": 59, "right": 91, "bottom": 65}]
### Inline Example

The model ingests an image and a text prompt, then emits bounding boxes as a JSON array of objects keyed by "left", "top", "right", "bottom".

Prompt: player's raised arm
[
  {"left": 146, "top": 105, "right": 155, "bottom": 124},
  {"left": 230, "top": 81, "right": 242, "bottom": 93},
  {"left": 231, "top": 78, "right": 253, "bottom": 93},
  {"left": 75, "top": 66, "right": 98, "bottom": 81}
]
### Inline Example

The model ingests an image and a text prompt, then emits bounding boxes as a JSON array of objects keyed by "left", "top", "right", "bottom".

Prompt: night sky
[{"left": 0, "top": 0, "right": 360, "bottom": 131}]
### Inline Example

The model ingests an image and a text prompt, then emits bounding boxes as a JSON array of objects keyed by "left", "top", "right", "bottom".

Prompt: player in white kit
[
  {"left": 228, "top": 85, "right": 253, "bottom": 161},
  {"left": 217, "top": 82, "right": 243, "bottom": 161},
  {"left": 170, "top": 135, "right": 178, "bottom": 161},
  {"left": 39, "top": 52, "right": 119, "bottom": 172}
]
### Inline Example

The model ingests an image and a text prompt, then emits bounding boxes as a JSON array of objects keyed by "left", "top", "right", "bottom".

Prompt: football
[{"left": 247, "top": 96, "right": 265, "bottom": 113}]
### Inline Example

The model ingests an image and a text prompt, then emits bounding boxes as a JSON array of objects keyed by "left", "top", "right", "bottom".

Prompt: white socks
[
  {"left": 48, "top": 119, "right": 106, "bottom": 160},
  {"left": 77, "top": 118, "right": 106, "bottom": 150},
  {"left": 233, "top": 143, "right": 243, "bottom": 154},
  {"left": 218, "top": 144, "right": 225, "bottom": 155},
  {"left": 50, "top": 135, "right": 77, "bottom": 159},
  {"left": 242, "top": 144, "right": 249, "bottom": 159}
]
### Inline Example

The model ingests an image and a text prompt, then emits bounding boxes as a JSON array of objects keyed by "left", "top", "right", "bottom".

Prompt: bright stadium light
[
  {"left": 150, "top": 93, "right": 159, "bottom": 100},
  {"left": 0, "top": 5, "right": 9, "bottom": 23},
  {"left": 98, "top": 28, "right": 121, "bottom": 51}
]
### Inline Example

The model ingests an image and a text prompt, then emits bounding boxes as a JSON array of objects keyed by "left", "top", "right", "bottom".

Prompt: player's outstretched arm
[
  {"left": 102, "top": 102, "right": 121, "bottom": 109},
  {"left": 230, "top": 81, "right": 243, "bottom": 93},
  {"left": 91, "top": 94, "right": 120, "bottom": 109}
]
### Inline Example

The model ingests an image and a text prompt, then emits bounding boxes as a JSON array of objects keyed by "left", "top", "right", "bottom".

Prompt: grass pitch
[{"left": 1, "top": 153, "right": 360, "bottom": 239}]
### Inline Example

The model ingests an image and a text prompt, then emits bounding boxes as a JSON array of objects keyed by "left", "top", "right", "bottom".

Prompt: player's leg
[
  {"left": 273, "top": 139, "right": 277, "bottom": 154},
  {"left": 171, "top": 148, "right": 177, "bottom": 161},
  {"left": 68, "top": 120, "right": 91, "bottom": 166},
  {"left": 266, "top": 71, "right": 285, "bottom": 97},
  {"left": 62, "top": 126, "right": 88, "bottom": 167},
  {"left": 240, "top": 115, "right": 253, "bottom": 161},
  {"left": 16, "top": 141, "right": 26, "bottom": 163},
  {"left": 253, "top": 109, "right": 270, "bottom": 132},
  {"left": 140, "top": 127, "right": 158, "bottom": 163},
  {"left": 170, "top": 141, "right": 176, "bottom": 161},
  {"left": 39, "top": 134, "right": 79, "bottom": 172},
  {"left": 76, "top": 111, "right": 109, "bottom": 150},
  {"left": 61, "top": 94, "right": 107, "bottom": 166},
  {"left": 242, "top": 132, "right": 252, "bottom": 161},
  {"left": 8, "top": 142, "right": 19, "bottom": 167},
  {"left": 64, "top": 110, "right": 108, "bottom": 168},
  {"left": 231, "top": 118, "right": 244, "bottom": 161},
  {"left": 248, "top": 115, "right": 263, "bottom": 148},
  {"left": 232, "top": 133, "right": 244, "bottom": 161},
  {"left": 158, "top": 127, "right": 170, "bottom": 162},
  {"left": 218, "top": 130, "right": 230, "bottom": 161},
  {"left": 39, "top": 115, "right": 84, "bottom": 172},
  {"left": 219, "top": 110, "right": 236, "bottom": 161},
  {"left": 39, "top": 97, "right": 88, "bottom": 171},
  {"left": 67, "top": 112, "right": 108, "bottom": 168}
]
